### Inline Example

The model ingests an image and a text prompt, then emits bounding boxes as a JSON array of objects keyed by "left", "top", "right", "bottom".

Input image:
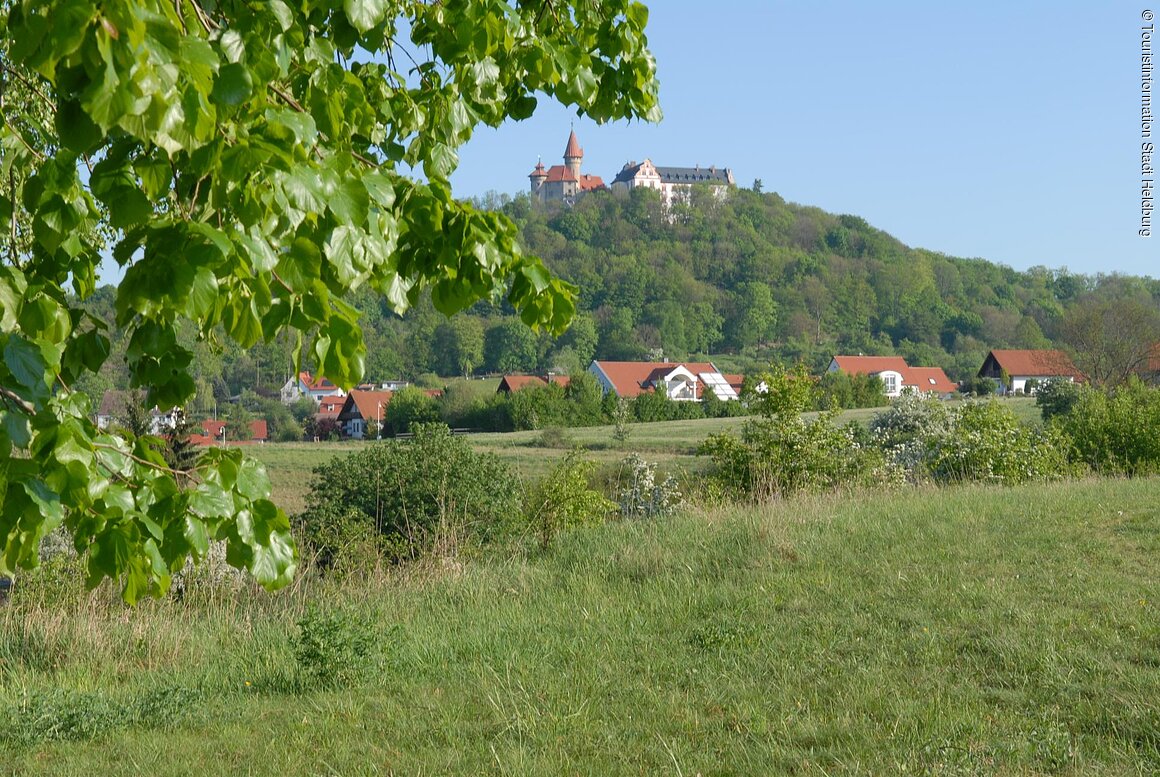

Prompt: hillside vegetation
[
  {"left": 2, "top": 477, "right": 1156, "bottom": 775},
  {"left": 76, "top": 187, "right": 1160, "bottom": 416}
]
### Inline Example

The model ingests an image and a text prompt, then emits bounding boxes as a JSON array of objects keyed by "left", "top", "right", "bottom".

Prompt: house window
[{"left": 882, "top": 374, "right": 898, "bottom": 394}]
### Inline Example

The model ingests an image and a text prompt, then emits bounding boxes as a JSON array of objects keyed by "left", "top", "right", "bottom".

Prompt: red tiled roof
[
  {"left": 592, "top": 361, "right": 720, "bottom": 398},
  {"left": 578, "top": 174, "right": 604, "bottom": 191},
  {"left": 903, "top": 367, "right": 956, "bottom": 394},
  {"left": 563, "top": 129, "right": 582, "bottom": 159},
  {"left": 339, "top": 390, "right": 393, "bottom": 423},
  {"left": 192, "top": 418, "right": 267, "bottom": 445},
  {"left": 497, "top": 374, "right": 571, "bottom": 394},
  {"left": 316, "top": 397, "right": 344, "bottom": 418},
  {"left": 723, "top": 374, "right": 746, "bottom": 394},
  {"left": 1147, "top": 343, "right": 1160, "bottom": 372},
  {"left": 529, "top": 161, "right": 547, "bottom": 179},
  {"left": 299, "top": 371, "right": 340, "bottom": 392},
  {"left": 830, "top": 355, "right": 909, "bottom": 376},
  {"left": 542, "top": 164, "right": 577, "bottom": 183},
  {"left": 249, "top": 419, "right": 268, "bottom": 441},
  {"left": 201, "top": 420, "right": 226, "bottom": 439},
  {"left": 985, "top": 350, "right": 1083, "bottom": 379}
]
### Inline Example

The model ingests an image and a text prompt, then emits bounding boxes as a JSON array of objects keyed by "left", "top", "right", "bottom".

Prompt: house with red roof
[
  {"left": 528, "top": 130, "right": 606, "bottom": 204},
  {"left": 496, "top": 374, "right": 571, "bottom": 394},
  {"left": 588, "top": 360, "right": 742, "bottom": 402},
  {"left": 977, "top": 349, "right": 1084, "bottom": 395},
  {"left": 828, "top": 355, "right": 956, "bottom": 398},
  {"left": 189, "top": 419, "right": 269, "bottom": 445},
  {"left": 336, "top": 389, "right": 393, "bottom": 439},
  {"left": 280, "top": 371, "right": 346, "bottom": 405}
]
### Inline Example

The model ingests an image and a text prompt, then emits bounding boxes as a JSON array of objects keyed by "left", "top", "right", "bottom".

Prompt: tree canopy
[{"left": 0, "top": 0, "right": 660, "bottom": 600}]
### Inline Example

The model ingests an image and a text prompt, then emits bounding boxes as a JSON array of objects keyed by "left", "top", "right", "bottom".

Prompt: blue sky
[{"left": 451, "top": 1, "right": 1157, "bottom": 279}]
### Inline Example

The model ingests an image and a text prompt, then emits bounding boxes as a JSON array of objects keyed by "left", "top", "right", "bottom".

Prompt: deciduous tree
[{"left": 0, "top": 0, "right": 659, "bottom": 600}]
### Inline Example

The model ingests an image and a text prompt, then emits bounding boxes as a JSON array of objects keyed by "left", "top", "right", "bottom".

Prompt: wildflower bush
[
  {"left": 617, "top": 454, "right": 682, "bottom": 519},
  {"left": 297, "top": 424, "right": 520, "bottom": 564},
  {"left": 1035, "top": 378, "right": 1083, "bottom": 421}
]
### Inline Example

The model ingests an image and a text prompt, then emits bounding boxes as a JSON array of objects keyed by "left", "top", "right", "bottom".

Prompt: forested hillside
[{"left": 81, "top": 185, "right": 1160, "bottom": 413}]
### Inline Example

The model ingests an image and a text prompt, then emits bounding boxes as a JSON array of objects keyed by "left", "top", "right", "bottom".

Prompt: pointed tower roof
[
  {"left": 529, "top": 159, "right": 547, "bottom": 179},
  {"left": 563, "top": 129, "right": 583, "bottom": 160}
]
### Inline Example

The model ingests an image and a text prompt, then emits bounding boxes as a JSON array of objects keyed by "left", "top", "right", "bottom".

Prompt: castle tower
[
  {"left": 563, "top": 129, "right": 583, "bottom": 179},
  {"left": 528, "top": 159, "right": 547, "bottom": 197}
]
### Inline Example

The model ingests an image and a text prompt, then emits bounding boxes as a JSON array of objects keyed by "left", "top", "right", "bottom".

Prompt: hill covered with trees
[{"left": 80, "top": 184, "right": 1160, "bottom": 414}]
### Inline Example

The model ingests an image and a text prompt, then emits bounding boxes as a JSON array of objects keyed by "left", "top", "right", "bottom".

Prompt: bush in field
[
  {"left": 298, "top": 424, "right": 520, "bottom": 563},
  {"left": 870, "top": 393, "right": 954, "bottom": 475},
  {"left": 524, "top": 451, "right": 615, "bottom": 548},
  {"left": 959, "top": 374, "right": 997, "bottom": 397},
  {"left": 1052, "top": 378, "right": 1160, "bottom": 475},
  {"left": 632, "top": 390, "right": 704, "bottom": 422},
  {"left": 699, "top": 363, "right": 889, "bottom": 500},
  {"left": 1036, "top": 378, "right": 1083, "bottom": 421},
  {"left": 870, "top": 396, "right": 1069, "bottom": 485},
  {"left": 924, "top": 401, "right": 1070, "bottom": 485},
  {"left": 617, "top": 454, "right": 682, "bottom": 519}
]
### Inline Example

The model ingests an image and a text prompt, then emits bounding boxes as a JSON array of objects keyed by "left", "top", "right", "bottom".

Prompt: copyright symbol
[{"left": 1145, "top": 10, "right": 1155, "bottom": 21}]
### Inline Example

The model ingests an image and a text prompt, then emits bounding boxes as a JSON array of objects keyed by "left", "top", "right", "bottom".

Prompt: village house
[
  {"left": 280, "top": 371, "right": 345, "bottom": 405},
  {"left": 336, "top": 389, "right": 393, "bottom": 439},
  {"left": 588, "top": 360, "right": 744, "bottom": 402},
  {"left": 95, "top": 390, "right": 180, "bottom": 433},
  {"left": 976, "top": 349, "right": 1083, "bottom": 395},
  {"left": 188, "top": 419, "right": 269, "bottom": 445},
  {"left": 827, "top": 355, "right": 957, "bottom": 398}
]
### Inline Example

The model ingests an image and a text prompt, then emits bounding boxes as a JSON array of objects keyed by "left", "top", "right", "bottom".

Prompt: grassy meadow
[
  {"left": 1, "top": 472, "right": 1157, "bottom": 774},
  {"left": 248, "top": 396, "right": 1040, "bottom": 513}
]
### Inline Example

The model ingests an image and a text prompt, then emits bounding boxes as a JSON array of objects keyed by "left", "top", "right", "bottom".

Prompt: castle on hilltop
[
  {"left": 528, "top": 130, "right": 607, "bottom": 204},
  {"left": 529, "top": 130, "right": 734, "bottom": 206}
]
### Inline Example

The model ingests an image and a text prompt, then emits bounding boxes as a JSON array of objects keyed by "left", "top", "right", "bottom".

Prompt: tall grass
[{"left": 1, "top": 476, "right": 1157, "bottom": 774}]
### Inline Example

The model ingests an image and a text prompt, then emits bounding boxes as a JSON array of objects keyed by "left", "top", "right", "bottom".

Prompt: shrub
[
  {"left": 1053, "top": 378, "right": 1160, "bottom": 475},
  {"left": 1036, "top": 378, "right": 1083, "bottom": 421},
  {"left": 524, "top": 450, "right": 615, "bottom": 548},
  {"left": 384, "top": 386, "right": 440, "bottom": 436},
  {"left": 297, "top": 424, "right": 520, "bottom": 563},
  {"left": 293, "top": 607, "right": 379, "bottom": 688},
  {"left": 924, "top": 401, "right": 1070, "bottom": 485},
  {"left": 617, "top": 454, "right": 681, "bottom": 519},
  {"left": 699, "top": 363, "right": 889, "bottom": 500}
]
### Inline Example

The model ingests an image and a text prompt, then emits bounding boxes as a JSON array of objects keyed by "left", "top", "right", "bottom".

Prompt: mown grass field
[{"left": 1, "top": 474, "right": 1156, "bottom": 775}]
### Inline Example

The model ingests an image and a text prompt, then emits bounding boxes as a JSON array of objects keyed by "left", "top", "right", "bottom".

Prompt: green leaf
[
  {"left": 211, "top": 62, "right": 254, "bottom": 107},
  {"left": 344, "top": 0, "right": 389, "bottom": 34},
  {"left": 4, "top": 335, "right": 47, "bottom": 395}
]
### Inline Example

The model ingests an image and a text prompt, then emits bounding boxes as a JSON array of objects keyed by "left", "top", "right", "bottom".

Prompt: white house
[
  {"left": 588, "top": 360, "right": 742, "bottom": 402},
  {"left": 827, "top": 355, "right": 957, "bottom": 398},
  {"left": 976, "top": 350, "right": 1084, "bottom": 395},
  {"left": 95, "top": 390, "right": 180, "bottom": 433},
  {"left": 280, "top": 371, "right": 346, "bottom": 405}
]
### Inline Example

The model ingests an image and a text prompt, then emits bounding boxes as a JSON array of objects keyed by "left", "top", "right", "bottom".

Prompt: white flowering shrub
[
  {"left": 870, "top": 398, "right": 1070, "bottom": 485},
  {"left": 618, "top": 454, "right": 682, "bottom": 519}
]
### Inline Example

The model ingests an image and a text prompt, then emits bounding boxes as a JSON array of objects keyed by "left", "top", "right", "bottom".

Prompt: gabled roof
[
  {"left": 497, "top": 374, "right": 571, "bottom": 394},
  {"left": 563, "top": 129, "right": 583, "bottom": 159},
  {"left": 983, "top": 350, "right": 1083, "bottom": 379},
  {"left": 338, "top": 390, "right": 393, "bottom": 423},
  {"left": 904, "top": 367, "right": 956, "bottom": 395},
  {"left": 529, "top": 160, "right": 547, "bottom": 179},
  {"left": 830, "top": 355, "right": 910, "bottom": 376},
  {"left": 191, "top": 418, "right": 267, "bottom": 445},
  {"left": 591, "top": 360, "right": 720, "bottom": 398},
  {"left": 612, "top": 160, "right": 656, "bottom": 184}
]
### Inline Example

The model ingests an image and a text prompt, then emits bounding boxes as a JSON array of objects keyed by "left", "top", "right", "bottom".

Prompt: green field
[
  {"left": 249, "top": 397, "right": 1040, "bottom": 514},
  {"left": 2, "top": 474, "right": 1157, "bottom": 775}
]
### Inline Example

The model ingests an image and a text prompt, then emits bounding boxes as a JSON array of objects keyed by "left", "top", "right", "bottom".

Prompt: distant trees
[{"left": 1060, "top": 295, "right": 1160, "bottom": 387}]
